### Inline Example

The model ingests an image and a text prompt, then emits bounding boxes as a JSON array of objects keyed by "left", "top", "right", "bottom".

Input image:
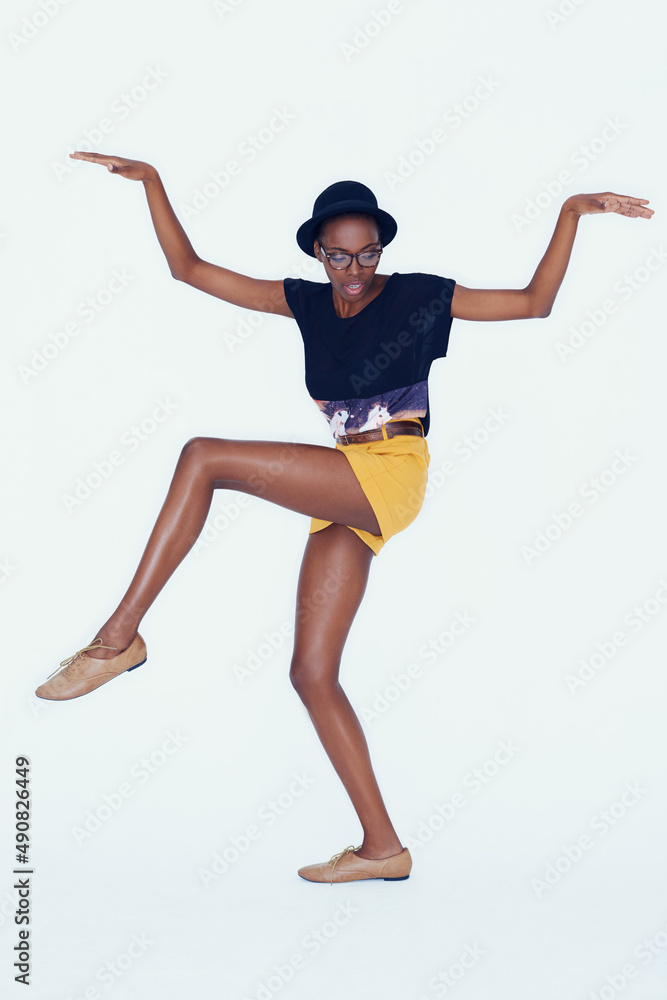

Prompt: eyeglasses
[{"left": 320, "top": 247, "right": 383, "bottom": 269}]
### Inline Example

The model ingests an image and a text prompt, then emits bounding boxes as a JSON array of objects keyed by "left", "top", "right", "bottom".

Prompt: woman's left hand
[{"left": 565, "top": 193, "right": 654, "bottom": 219}]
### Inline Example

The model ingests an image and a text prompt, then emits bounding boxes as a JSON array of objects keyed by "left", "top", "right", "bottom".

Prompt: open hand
[
  {"left": 69, "top": 151, "right": 157, "bottom": 182},
  {"left": 565, "top": 193, "right": 654, "bottom": 219}
]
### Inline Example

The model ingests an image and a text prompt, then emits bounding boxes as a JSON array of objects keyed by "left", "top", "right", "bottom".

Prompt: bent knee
[
  {"left": 178, "top": 435, "right": 225, "bottom": 474},
  {"left": 180, "top": 435, "right": 214, "bottom": 460},
  {"left": 289, "top": 655, "right": 339, "bottom": 695}
]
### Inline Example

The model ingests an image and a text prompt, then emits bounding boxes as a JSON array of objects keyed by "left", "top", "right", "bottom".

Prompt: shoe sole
[
  {"left": 298, "top": 873, "right": 410, "bottom": 883},
  {"left": 127, "top": 658, "right": 147, "bottom": 672}
]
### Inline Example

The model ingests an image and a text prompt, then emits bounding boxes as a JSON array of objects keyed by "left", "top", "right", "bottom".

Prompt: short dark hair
[{"left": 314, "top": 212, "right": 381, "bottom": 247}]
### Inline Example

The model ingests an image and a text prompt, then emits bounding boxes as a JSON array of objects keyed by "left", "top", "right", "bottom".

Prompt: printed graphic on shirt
[{"left": 313, "top": 380, "right": 427, "bottom": 437}]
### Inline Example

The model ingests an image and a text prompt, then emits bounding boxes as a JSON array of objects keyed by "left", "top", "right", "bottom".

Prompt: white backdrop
[{"left": 3, "top": 1, "right": 666, "bottom": 998}]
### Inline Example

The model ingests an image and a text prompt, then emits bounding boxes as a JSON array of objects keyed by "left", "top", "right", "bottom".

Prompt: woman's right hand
[
  {"left": 69, "top": 151, "right": 157, "bottom": 182},
  {"left": 68, "top": 149, "right": 292, "bottom": 316}
]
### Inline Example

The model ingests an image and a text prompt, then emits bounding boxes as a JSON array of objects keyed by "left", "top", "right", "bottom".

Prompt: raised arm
[
  {"left": 69, "top": 151, "right": 293, "bottom": 317},
  {"left": 451, "top": 193, "right": 654, "bottom": 322}
]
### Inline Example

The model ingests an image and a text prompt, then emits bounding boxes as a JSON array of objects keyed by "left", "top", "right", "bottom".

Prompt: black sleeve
[
  {"left": 407, "top": 274, "right": 456, "bottom": 363},
  {"left": 432, "top": 277, "right": 456, "bottom": 360},
  {"left": 283, "top": 277, "right": 303, "bottom": 329}
]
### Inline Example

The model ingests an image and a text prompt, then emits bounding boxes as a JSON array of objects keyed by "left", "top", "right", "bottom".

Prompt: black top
[{"left": 283, "top": 271, "right": 456, "bottom": 437}]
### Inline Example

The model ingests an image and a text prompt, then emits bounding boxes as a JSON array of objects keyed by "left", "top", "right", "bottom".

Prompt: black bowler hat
[{"left": 296, "top": 180, "right": 398, "bottom": 257}]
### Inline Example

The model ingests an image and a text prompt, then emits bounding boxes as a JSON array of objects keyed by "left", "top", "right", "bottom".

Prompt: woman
[{"left": 35, "top": 153, "right": 652, "bottom": 883}]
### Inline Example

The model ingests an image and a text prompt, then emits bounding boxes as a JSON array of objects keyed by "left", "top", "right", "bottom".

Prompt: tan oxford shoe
[
  {"left": 298, "top": 844, "right": 412, "bottom": 884},
  {"left": 35, "top": 635, "right": 147, "bottom": 701}
]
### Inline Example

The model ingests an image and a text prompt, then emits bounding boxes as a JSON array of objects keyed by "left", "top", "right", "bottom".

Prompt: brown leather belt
[{"left": 335, "top": 419, "right": 424, "bottom": 446}]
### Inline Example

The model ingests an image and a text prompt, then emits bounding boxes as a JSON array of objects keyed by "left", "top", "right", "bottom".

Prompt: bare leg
[
  {"left": 79, "top": 434, "right": 403, "bottom": 856},
  {"left": 289, "top": 523, "right": 404, "bottom": 861},
  {"left": 86, "top": 435, "right": 381, "bottom": 658}
]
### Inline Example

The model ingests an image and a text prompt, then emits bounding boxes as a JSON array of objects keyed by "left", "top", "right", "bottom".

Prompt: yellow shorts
[{"left": 309, "top": 420, "right": 431, "bottom": 556}]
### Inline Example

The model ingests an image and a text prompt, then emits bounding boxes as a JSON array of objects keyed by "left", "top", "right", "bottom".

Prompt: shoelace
[
  {"left": 47, "top": 638, "right": 118, "bottom": 679},
  {"left": 328, "top": 844, "right": 362, "bottom": 884}
]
